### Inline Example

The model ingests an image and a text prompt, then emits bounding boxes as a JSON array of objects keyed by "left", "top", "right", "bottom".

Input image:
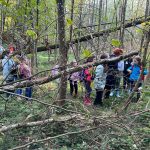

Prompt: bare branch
[
  {"left": 0, "top": 114, "right": 79, "bottom": 132},
  {"left": 0, "top": 51, "right": 138, "bottom": 91}
]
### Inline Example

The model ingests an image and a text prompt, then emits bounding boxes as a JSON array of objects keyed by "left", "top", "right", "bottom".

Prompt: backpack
[
  {"left": 19, "top": 63, "right": 31, "bottom": 78},
  {"left": 79, "top": 68, "right": 86, "bottom": 82}
]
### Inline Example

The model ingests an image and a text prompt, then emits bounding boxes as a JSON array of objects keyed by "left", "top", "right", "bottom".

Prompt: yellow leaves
[
  {"left": 136, "top": 29, "right": 143, "bottom": 34},
  {"left": 5, "top": 17, "right": 12, "bottom": 27},
  {"left": 82, "top": 49, "right": 93, "bottom": 58},
  {"left": 111, "top": 39, "right": 121, "bottom": 47},
  {"left": 140, "top": 21, "right": 150, "bottom": 33},
  {"left": 141, "top": 21, "right": 150, "bottom": 27},
  {"left": 141, "top": 22, "right": 146, "bottom": 27},
  {"left": 66, "top": 18, "right": 73, "bottom": 27}
]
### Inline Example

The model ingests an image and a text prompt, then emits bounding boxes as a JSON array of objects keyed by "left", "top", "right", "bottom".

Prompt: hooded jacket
[{"left": 94, "top": 65, "right": 107, "bottom": 90}]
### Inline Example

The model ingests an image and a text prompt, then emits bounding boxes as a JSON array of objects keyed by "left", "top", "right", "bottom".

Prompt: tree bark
[
  {"left": 0, "top": 51, "right": 138, "bottom": 91},
  {"left": 69, "top": 0, "right": 74, "bottom": 42},
  {"left": 56, "top": 0, "right": 68, "bottom": 105},
  {"left": 119, "top": 0, "right": 127, "bottom": 48},
  {"left": 98, "top": 0, "right": 103, "bottom": 50}
]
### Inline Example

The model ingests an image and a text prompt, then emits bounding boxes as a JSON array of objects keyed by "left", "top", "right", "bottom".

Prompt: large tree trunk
[{"left": 56, "top": 0, "right": 68, "bottom": 105}]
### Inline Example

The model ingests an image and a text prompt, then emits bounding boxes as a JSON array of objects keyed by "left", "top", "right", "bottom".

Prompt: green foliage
[
  {"left": 26, "top": 30, "right": 37, "bottom": 40},
  {"left": 111, "top": 39, "right": 121, "bottom": 47},
  {"left": 81, "top": 49, "right": 93, "bottom": 58},
  {"left": 109, "top": 136, "right": 137, "bottom": 150},
  {"left": 0, "top": 0, "right": 11, "bottom": 7},
  {"left": 136, "top": 29, "right": 143, "bottom": 34},
  {"left": 66, "top": 18, "right": 73, "bottom": 26}
]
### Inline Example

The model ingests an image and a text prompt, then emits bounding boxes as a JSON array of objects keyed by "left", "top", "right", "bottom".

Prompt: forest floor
[{"left": 0, "top": 52, "right": 149, "bottom": 149}]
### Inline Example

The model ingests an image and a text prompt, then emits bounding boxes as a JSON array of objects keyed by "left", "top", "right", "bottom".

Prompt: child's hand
[{"left": 127, "top": 69, "right": 132, "bottom": 74}]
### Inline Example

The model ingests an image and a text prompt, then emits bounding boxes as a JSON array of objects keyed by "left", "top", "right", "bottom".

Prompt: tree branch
[
  {"left": 0, "top": 114, "right": 79, "bottom": 132},
  {"left": 36, "top": 16, "right": 150, "bottom": 53},
  {"left": 0, "top": 51, "right": 138, "bottom": 90}
]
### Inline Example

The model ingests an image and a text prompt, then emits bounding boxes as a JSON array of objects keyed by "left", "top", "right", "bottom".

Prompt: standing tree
[
  {"left": 119, "top": 0, "right": 127, "bottom": 48},
  {"left": 56, "top": 0, "right": 68, "bottom": 105}
]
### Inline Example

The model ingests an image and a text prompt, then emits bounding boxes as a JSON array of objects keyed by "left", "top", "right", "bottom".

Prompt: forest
[{"left": 0, "top": 0, "right": 150, "bottom": 149}]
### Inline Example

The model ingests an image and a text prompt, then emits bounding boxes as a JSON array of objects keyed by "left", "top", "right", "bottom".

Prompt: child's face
[
  {"left": 73, "top": 62, "right": 77, "bottom": 67},
  {"left": 133, "top": 58, "right": 138, "bottom": 65}
]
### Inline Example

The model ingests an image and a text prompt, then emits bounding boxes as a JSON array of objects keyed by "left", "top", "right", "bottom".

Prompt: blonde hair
[{"left": 134, "top": 56, "right": 141, "bottom": 66}]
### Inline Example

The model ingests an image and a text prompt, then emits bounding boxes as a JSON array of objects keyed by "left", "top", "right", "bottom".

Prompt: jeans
[
  {"left": 70, "top": 80, "right": 78, "bottom": 95},
  {"left": 85, "top": 81, "right": 92, "bottom": 97},
  {"left": 123, "top": 73, "right": 130, "bottom": 89},
  {"left": 104, "top": 74, "right": 115, "bottom": 98},
  {"left": 14, "top": 75, "right": 22, "bottom": 95},
  {"left": 94, "top": 90, "right": 103, "bottom": 105},
  {"left": 25, "top": 87, "right": 32, "bottom": 98},
  {"left": 129, "top": 80, "right": 142, "bottom": 100},
  {"left": 16, "top": 89, "right": 22, "bottom": 95}
]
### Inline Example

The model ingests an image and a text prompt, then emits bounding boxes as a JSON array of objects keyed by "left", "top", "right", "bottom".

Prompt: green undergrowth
[
  {"left": 0, "top": 53, "right": 149, "bottom": 149},
  {"left": 0, "top": 80, "right": 149, "bottom": 149}
]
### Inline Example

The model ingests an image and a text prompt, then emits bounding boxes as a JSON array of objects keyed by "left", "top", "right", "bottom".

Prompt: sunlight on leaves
[
  {"left": 136, "top": 29, "right": 143, "bottom": 34},
  {"left": 82, "top": 49, "right": 92, "bottom": 58},
  {"left": 141, "top": 22, "right": 146, "bottom": 27},
  {"left": 26, "top": 30, "right": 37, "bottom": 40},
  {"left": 0, "top": 0, "right": 11, "bottom": 7},
  {"left": 66, "top": 18, "right": 73, "bottom": 26},
  {"left": 111, "top": 39, "right": 121, "bottom": 47}
]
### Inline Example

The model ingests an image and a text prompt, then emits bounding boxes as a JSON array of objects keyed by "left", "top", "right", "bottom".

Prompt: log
[
  {"left": 0, "top": 51, "right": 138, "bottom": 91},
  {"left": 0, "top": 114, "right": 79, "bottom": 132},
  {"left": 36, "top": 16, "right": 150, "bottom": 53}
]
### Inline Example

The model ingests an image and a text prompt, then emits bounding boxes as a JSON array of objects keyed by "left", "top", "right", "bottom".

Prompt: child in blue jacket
[{"left": 127, "top": 56, "right": 148, "bottom": 100}]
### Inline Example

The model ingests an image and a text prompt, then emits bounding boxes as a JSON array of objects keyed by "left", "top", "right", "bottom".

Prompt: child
[
  {"left": 84, "top": 64, "right": 95, "bottom": 98},
  {"left": 51, "top": 64, "right": 60, "bottom": 83},
  {"left": 8, "top": 43, "right": 15, "bottom": 54},
  {"left": 105, "top": 48, "right": 123, "bottom": 98},
  {"left": 127, "top": 56, "right": 141, "bottom": 91},
  {"left": 2, "top": 50, "right": 15, "bottom": 97},
  {"left": 94, "top": 53, "right": 109, "bottom": 106},
  {"left": 0, "top": 45, "right": 5, "bottom": 58},
  {"left": 69, "top": 61, "right": 80, "bottom": 97},
  {"left": 127, "top": 56, "right": 147, "bottom": 100},
  {"left": 109, "top": 48, "right": 124, "bottom": 97},
  {"left": 18, "top": 56, "right": 32, "bottom": 99}
]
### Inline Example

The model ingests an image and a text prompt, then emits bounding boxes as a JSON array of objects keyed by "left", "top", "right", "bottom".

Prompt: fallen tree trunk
[
  {"left": 0, "top": 51, "right": 138, "bottom": 91},
  {"left": 36, "top": 16, "right": 150, "bottom": 53}
]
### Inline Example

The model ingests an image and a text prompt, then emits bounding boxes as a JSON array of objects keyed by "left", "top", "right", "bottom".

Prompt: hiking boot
[
  {"left": 116, "top": 94, "right": 121, "bottom": 98},
  {"left": 116, "top": 91, "right": 121, "bottom": 98},
  {"left": 110, "top": 91, "right": 114, "bottom": 97},
  {"left": 128, "top": 89, "right": 131, "bottom": 94}
]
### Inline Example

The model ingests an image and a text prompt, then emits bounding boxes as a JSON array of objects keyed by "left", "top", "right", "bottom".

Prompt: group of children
[
  {"left": 1, "top": 44, "right": 147, "bottom": 104},
  {"left": 0, "top": 44, "right": 32, "bottom": 99},
  {"left": 68, "top": 48, "right": 148, "bottom": 107}
]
